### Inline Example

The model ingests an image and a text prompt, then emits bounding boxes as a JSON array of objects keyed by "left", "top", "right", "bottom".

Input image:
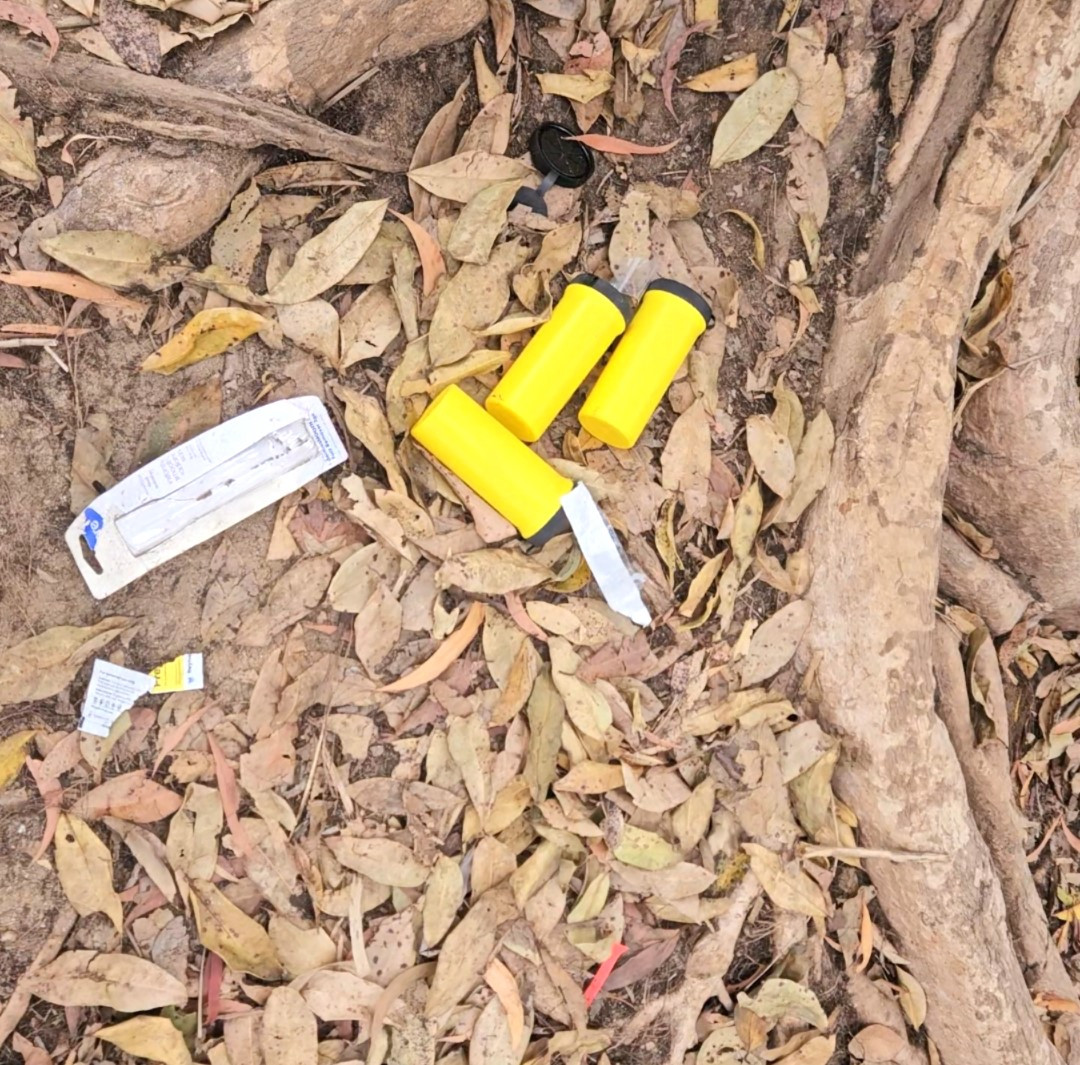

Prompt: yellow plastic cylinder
[
  {"left": 410, "top": 384, "right": 572, "bottom": 542},
  {"left": 579, "top": 279, "right": 713, "bottom": 449},
  {"left": 485, "top": 274, "right": 630, "bottom": 442}
]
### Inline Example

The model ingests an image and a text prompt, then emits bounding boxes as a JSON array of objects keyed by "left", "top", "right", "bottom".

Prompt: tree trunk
[
  {"left": 24, "top": 0, "right": 485, "bottom": 251},
  {"left": 948, "top": 116, "right": 1080, "bottom": 628},
  {"left": 800, "top": 2, "right": 1080, "bottom": 1062}
]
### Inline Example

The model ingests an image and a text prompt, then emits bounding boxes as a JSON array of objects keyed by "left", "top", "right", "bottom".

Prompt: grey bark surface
[
  {"left": 801, "top": 2, "right": 1080, "bottom": 1063},
  {"left": 937, "top": 523, "right": 1031, "bottom": 634},
  {"left": 948, "top": 124, "right": 1080, "bottom": 629}
]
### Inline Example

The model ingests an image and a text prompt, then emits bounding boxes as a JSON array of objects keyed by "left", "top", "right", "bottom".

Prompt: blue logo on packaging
[{"left": 82, "top": 507, "right": 105, "bottom": 550}]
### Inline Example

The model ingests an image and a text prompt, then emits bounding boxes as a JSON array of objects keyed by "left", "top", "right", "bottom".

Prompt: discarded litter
[
  {"left": 411, "top": 384, "right": 572, "bottom": 544},
  {"left": 150, "top": 652, "right": 204, "bottom": 694},
  {"left": 66, "top": 397, "right": 347, "bottom": 598},
  {"left": 486, "top": 274, "right": 631, "bottom": 442},
  {"left": 80, "top": 653, "right": 205, "bottom": 736},
  {"left": 511, "top": 121, "right": 595, "bottom": 216},
  {"left": 580, "top": 279, "right": 714, "bottom": 448}
]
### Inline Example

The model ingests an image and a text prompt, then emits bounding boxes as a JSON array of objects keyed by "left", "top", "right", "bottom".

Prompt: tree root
[
  {"left": 937, "top": 522, "right": 1032, "bottom": 635},
  {"left": 614, "top": 876, "right": 761, "bottom": 1065},
  {"left": 800, "top": 1, "right": 1080, "bottom": 1063},
  {"left": 0, "top": 38, "right": 406, "bottom": 171},
  {"left": 947, "top": 108, "right": 1080, "bottom": 629},
  {"left": 13, "top": 0, "right": 486, "bottom": 250},
  {"left": 933, "top": 620, "right": 1080, "bottom": 1062}
]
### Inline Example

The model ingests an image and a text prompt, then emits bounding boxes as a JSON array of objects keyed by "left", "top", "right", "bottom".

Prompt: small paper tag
[
  {"left": 80, "top": 660, "right": 156, "bottom": 738},
  {"left": 151, "top": 653, "right": 205, "bottom": 694},
  {"left": 560, "top": 483, "right": 651, "bottom": 627}
]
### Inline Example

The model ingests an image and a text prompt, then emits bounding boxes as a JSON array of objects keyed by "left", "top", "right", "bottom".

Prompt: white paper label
[
  {"left": 561, "top": 483, "right": 651, "bottom": 627},
  {"left": 79, "top": 659, "right": 156, "bottom": 737}
]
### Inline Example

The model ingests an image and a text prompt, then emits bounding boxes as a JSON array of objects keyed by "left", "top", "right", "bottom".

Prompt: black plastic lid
[
  {"left": 646, "top": 278, "right": 715, "bottom": 328},
  {"left": 527, "top": 505, "right": 571, "bottom": 547},
  {"left": 568, "top": 273, "right": 633, "bottom": 325},
  {"left": 530, "top": 122, "right": 595, "bottom": 188}
]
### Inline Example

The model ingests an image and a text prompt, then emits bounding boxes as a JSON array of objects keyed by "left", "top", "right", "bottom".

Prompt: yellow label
[{"left": 150, "top": 653, "right": 204, "bottom": 694}]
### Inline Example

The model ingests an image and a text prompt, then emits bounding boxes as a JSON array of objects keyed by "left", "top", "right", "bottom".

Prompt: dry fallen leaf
[
  {"left": 339, "top": 282, "right": 401, "bottom": 368},
  {"left": 536, "top": 70, "right": 615, "bottom": 103},
  {"left": 849, "top": 1025, "right": 910, "bottom": 1062},
  {"left": 21, "top": 950, "right": 188, "bottom": 1010},
  {"left": 40, "top": 230, "right": 191, "bottom": 290},
  {"left": 390, "top": 209, "right": 446, "bottom": 295},
  {"left": 262, "top": 986, "right": 318, "bottom": 1065},
  {"left": 97, "top": 1016, "right": 193, "bottom": 1065},
  {"left": 423, "top": 854, "right": 464, "bottom": 947},
  {"left": 0, "top": 269, "right": 146, "bottom": 309},
  {"left": 379, "top": 600, "right": 485, "bottom": 693},
  {"left": 0, "top": 729, "right": 36, "bottom": 791},
  {"left": 267, "top": 198, "right": 388, "bottom": 304},
  {"left": 408, "top": 150, "right": 535, "bottom": 204},
  {"left": 772, "top": 409, "right": 835, "bottom": 524},
  {"left": 140, "top": 308, "right": 267, "bottom": 373},
  {"left": 211, "top": 180, "right": 261, "bottom": 283},
  {"left": 190, "top": 878, "right": 284, "bottom": 980},
  {"left": 743, "top": 843, "right": 827, "bottom": 919},
  {"left": 739, "top": 599, "right": 813, "bottom": 687},
  {"left": 684, "top": 53, "right": 759, "bottom": 92},
  {"left": 447, "top": 179, "right": 523, "bottom": 264},
  {"left": 0, "top": 72, "right": 41, "bottom": 185},
  {"left": 425, "top": 895, "right": 498, "bottom": 1018},
  {"left": 710, "top": 68, "right": 799, "bottom": 167},
  {"left": 0, "top": 617, "right": 132, "bottom": 706},
  {"left": 746, "top": 414, "right": 796, "bottom": 496},
  {"left": 73, "top": 770, "right": 182, "bottom": 822},
  {"left": 437, "top": 548, "right": 554, "bottom": 596},
  {"left": 569, "top": 133, "right": 679, "bottom": 155},
  {"left": 428, "top": 240, "right": 529, "bottom": 365},
  {"left": 328, "top": 836, "right": 430, "bottom": 887},
  {"left": 277, "top": 300, "right": 339, "bottom": 363},
  {"left": 134, "top": 377, "right": 223, "bottom": 465},
  {"left": 724, "top": 209, "right": 767, "bottom": 271},
  {"left": 787, "top": 18, "right": 845, "bottom": 146},
  {"left": 54, "top": 812, "right": 124, "bottom": 933}
]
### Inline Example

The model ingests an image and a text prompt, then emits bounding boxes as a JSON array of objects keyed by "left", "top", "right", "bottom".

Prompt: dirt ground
[{"left": 0, "top": 2, "right": 901, "bottom": 1062}]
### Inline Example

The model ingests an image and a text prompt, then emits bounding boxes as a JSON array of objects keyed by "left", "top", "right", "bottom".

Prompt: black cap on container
[
  {"left": 530, "top": 122, "right": 595, "bottom": 188},
  {"left": 568, "top": 273, "right": 633, "bottom": 326},
  {"left": 526, "top": 505, "right": 571, "bottom": 547},
  {"left": 646, "top": 278, "right": 715, "bottom": 328}
]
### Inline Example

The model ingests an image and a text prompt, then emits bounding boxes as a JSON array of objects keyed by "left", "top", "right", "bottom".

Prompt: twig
[
  {"left": 800, "top": 844, "right": 948, "bottom": 863},
  {"left": 0, "top": 338, "right": 58, "bottom": 349}
]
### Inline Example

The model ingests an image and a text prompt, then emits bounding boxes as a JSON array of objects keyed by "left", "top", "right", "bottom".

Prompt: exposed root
[
  {"left": 948, "top": 109, "right": 1080, "bottom": 628},
  {"left": 801, "top": 0, "right": 1080, "bottom": 1062},
  {"left": 938, "top": 523, "right": 1032, "bottom": 635}
]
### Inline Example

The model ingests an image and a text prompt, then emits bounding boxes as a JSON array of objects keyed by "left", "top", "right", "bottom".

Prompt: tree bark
[
  {"left": 948, "top": 120, "right": 1080, "bottom": 628},
  {"left": 22, "top": 0, "right": 486, "bottom": 251},
  {"left": 0, "top": 38, "right": 404, "bottom": 170},
  {"left": 801, "top": 2, "right": 1080, "bottom": 1063},
  {"left": 938, "top": 523, "right": 1031, "bottom": 635}
]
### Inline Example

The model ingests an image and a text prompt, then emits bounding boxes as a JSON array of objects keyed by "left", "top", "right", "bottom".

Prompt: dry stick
[
  {"left": 800, "top": 0, "right": 1080, "bottom": 1062},
  {"left": 0, "top": 904, "right": 77, "bottom": 1048},
  {"left": 0, "top": 38, "right": 407, "bottom": 172}
]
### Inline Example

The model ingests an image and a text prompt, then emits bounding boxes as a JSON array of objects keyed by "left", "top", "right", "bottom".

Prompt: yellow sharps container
[
  {"left": 486, "top": 274, "right": 631, "bottom": 442},
  {"left": 410, "top": 385, "right": 572, "bottom": 543},
  {"left": 579, "top": 279, "right": 714, "bottom": 449}
]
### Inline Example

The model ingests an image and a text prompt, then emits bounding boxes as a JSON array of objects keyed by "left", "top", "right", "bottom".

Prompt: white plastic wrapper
[
  {"left": 560, "top": 482, "right": 650, "bottom": 627},
  {"left": 66, "top": 396, "right": 346, "bottom": 598}
]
